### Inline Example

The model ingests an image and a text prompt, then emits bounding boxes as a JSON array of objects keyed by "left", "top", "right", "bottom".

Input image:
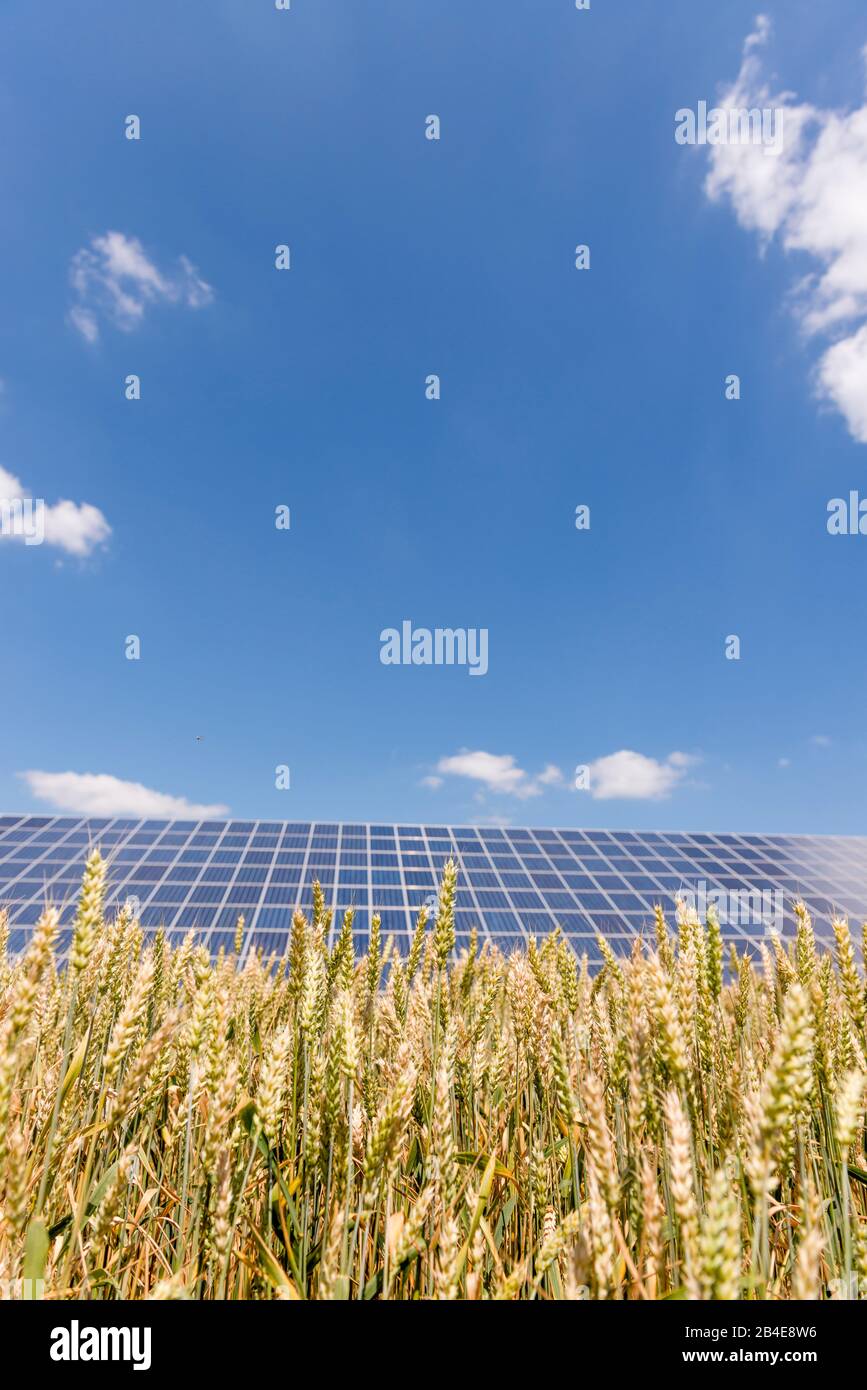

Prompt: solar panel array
[{"left": 2, "top": 813, "right": 866, "bottom": 961}]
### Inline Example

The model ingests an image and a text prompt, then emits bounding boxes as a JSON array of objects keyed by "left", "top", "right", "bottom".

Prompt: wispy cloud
[
  {"left": 584, "top": 750, "right": 697, "bottom": 801},
  {"left": 429, "top": 750, "right": 566, "bottom": 801},
  {"left": 69, "top": 231, "right": 214, "bottom": 342},
  {"left": 20, "top": 770, "right": 228, "bottom": 819},
  {"left": 810, "top": 734, "right": 832, "bottom": 747},
  {"left": 0, "top": 464, "right": 110, "bottom": 558},
  {"left": 703, "top": 19, "right": 867, "bottom": 442},
  {"left": 537, "top": 763, "right": 566, "bottom": 787}
]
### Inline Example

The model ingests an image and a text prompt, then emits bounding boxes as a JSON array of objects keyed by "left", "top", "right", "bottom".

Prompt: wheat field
[{"left": 0, "top": 849, "right": 865, "bottom": 1300}]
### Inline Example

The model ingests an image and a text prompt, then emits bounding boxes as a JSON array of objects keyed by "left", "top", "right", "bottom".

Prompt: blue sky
[{"left": 2, "top": 0, "right": 867, "bottom": 833}]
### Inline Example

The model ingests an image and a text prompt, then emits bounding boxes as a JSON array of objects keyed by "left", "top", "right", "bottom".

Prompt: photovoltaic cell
[{"left": 0, "top": 814, "right": 864, "bottom": 959}]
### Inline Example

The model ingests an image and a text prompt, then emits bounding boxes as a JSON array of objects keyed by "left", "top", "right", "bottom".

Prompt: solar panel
[{"left": 0, "top": 814, "right": 864, "bottom": 960}]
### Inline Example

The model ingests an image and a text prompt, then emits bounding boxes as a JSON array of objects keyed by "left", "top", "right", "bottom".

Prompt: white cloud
[
  {"left": 0, "top": 463, "right": 110, "bottom": 558},
  {"left": 817, "top": 327, "right": 867, "bottom": 441},
  {"left": 420, "top": 774, "right": 444, "bottom": 790},
  {"left": 585, "top": 750, "right": 696, "bottom": 801},
  {"left": 432, "top": 750, "right": 566, "bottom": 801},
  {"left": 429, "top": 749, "right": 693, "bottom": 802},
  {"left": 69, "top": 232, "right": 214, "bottom": 341},
  {"left": 21, "top": 770, "right": 228, "bottom": 819},
  {"left": 69, "top": 307, "right": 99, "bottom": 344},
  {"left": 703, "top": 20, "right": 867, "bottom": 442},
  {"left": 810, "top": 734, "right": 832, "bottom": 747},
  {"left": 537, "top": 763, "right": 565, "bottom": 786}
]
